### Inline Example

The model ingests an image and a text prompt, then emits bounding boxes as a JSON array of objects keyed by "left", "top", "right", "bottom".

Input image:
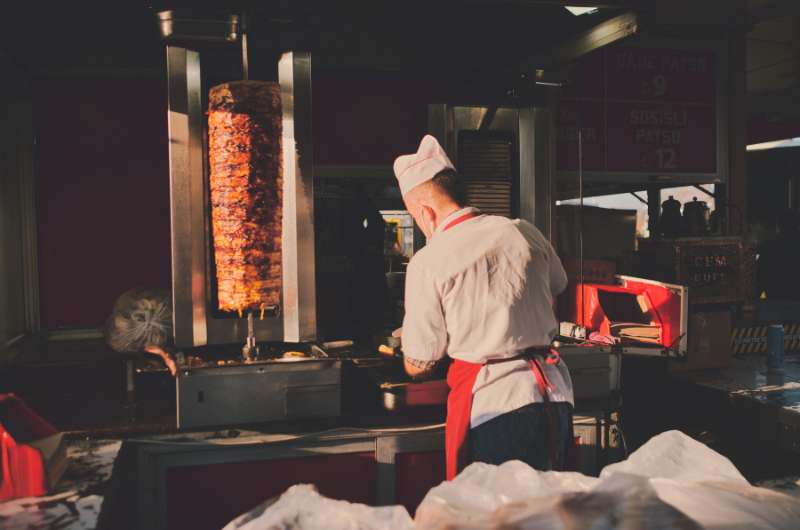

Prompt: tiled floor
[{"left": 0, "top": 439, "right": 121, "bottom": 530}]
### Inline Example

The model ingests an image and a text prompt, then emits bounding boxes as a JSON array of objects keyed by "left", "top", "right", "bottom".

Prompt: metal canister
[
  {"left": 659, "top": 195, "right": 683, "bottom": 237},
  {"left": 683, "top": 197, "right": 711, "bottom": 236},
  {"left": 766, "top": 324, "right": 785, "bottom": 372}
]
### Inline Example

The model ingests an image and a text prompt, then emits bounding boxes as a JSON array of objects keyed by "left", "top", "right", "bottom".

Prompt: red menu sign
[{"left": 557, "top": 44, "right": 718, "bottom": 176}]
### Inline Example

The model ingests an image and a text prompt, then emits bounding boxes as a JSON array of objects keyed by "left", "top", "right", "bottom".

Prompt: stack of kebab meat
[{"left": 208, "top": 81, "right": 283, "bottom": 316}]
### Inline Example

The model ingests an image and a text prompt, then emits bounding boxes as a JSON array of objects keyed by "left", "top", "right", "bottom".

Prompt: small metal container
[
  {"left": 659, "top": 195, "right": 683, "bottom": 236},
  {"left": 683, "top": 197, "right": 711, "bottom": 236},
  {"left": 157, "top": 10, "right": 240, "bottom": 43},
  {"left": 767, "top": 324, "right": 785, "bottom": 373},
  {"left": 380, "top": 379, "right": 449, "bottom": 411}
]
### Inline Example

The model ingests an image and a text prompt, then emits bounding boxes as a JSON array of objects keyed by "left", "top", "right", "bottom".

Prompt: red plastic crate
[{"left": 0, "top": 393, "right": 66, "bottom": 501}]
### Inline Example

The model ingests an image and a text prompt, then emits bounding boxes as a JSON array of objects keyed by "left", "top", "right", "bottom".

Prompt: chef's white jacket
[{"left": 402, "top": 207, "right": 574, "bottom": 427}]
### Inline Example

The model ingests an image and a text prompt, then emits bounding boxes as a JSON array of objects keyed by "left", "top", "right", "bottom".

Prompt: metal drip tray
[
  {"left": 380, "top": 379, "right": 449, "bottom": 411},
  {"left": 176, "top": 357, "right": 341, "bottom": 430},
  {"left": 181, "top": 348, "right": 329, "bottom": 370}
]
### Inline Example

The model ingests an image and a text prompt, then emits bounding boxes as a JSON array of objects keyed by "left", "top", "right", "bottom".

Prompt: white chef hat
[{"left": 393, "top": 135, "right": 455, "bottom": 196}]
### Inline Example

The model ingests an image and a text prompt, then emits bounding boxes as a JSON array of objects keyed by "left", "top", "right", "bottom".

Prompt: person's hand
[{"left": 144, "top": 345, "right": 177, "bottom": 377}]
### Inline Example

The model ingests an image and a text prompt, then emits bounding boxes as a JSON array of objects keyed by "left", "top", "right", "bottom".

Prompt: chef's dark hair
[{"left": 431, "top": 169, "right": 467, "bottom": 207}]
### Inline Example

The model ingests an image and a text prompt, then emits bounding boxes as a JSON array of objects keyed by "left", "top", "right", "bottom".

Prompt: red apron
[{"left": 445, "top": 351, "right": 559, "bottom": 480}]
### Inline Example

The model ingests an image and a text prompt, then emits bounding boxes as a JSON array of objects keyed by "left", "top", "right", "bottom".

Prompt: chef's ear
[
  {"left": 420, "top": 205, "right": 437, "bottom": 233},
  {"left": 421, "top": 204, "right": 436, "bottom": 224}
]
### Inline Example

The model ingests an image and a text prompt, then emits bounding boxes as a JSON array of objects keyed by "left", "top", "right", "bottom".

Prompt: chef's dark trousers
[{"left": 468, "top": 402, "right": 574, "bottom": 471}]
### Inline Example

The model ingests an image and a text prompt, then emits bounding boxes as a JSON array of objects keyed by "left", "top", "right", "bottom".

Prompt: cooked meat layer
[{"left": 208, "top": 81, "right": 283, "bottom": 313}]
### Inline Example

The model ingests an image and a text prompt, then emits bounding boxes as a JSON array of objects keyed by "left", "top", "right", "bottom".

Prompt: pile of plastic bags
[
  {"left": 221, "top": 484, "right": 414, "bottom": 530},
  {"left": 223, "top": 430, "right": 800, "bottom": 530}
]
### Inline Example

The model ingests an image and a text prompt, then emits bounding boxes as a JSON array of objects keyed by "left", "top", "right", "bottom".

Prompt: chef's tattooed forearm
[
  {"left": 404, "top": 356, "right": 438, "bottom": 380},
  {"left": 405, "top": 357, "right": 437, "bottom": 370}
]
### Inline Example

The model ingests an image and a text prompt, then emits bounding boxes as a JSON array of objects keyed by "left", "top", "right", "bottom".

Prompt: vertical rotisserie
[{"left": 208, "top": 81, "right": 283, "bottom": 314}]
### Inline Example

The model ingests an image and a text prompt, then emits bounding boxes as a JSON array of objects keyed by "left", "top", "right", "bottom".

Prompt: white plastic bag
[
  {"left": 599, "top": 430, "right": 800, "bottom": 529},
  {"left": 599, "top": 429, "right": 748, "bottom": 484},
  {"left": 414, "top": 460, "right": 597, "bottom": 529},
  {"left": 415, "top": 463, "right": 697, "bottom": 530},
  {"left": 414, "top": 430, "right": 800, "bottom": 530},
  {"left": 220, "top": 484, "right": 414, "bottom": 530},
  {"left": 223, "top": 431, "right": 800, "bottom": 530},
  {"left": 645, "top": 477, "right": 800, "bottom": 530}
]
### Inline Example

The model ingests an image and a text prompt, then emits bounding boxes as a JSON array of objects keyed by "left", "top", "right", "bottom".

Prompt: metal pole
[
  {"left": 125, "top": 358, "right": 135, "bottom": 422},
  {"left": 241, "top": 34, "right": 249, "bottom": 80},
  {"left": 578, "top": 129, "right": 584, "bottom": 327},
  {"left": 647, "top": 186, "right": 660, "bottom": 238},
  {"left": 166, "top": 46, "right": 206, "bottom": 347},
  {"left": 241, "top": 12, "right": 249, "bottom": 80},
  {"left": 279, "top": 51, "right": 317, "bottom": 342}
]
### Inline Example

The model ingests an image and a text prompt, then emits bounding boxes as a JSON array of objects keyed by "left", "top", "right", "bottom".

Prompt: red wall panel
[
  {"left": 747, "top": 117, "right": 800, "bottom": 145},
  {"left": 312, "top": 78, "right": 445, "bottom": 165},
  {"left": 34, "top": 78, "right": 171, "bottom": 329},
  {"left": 395, "top": 451, "right": 446, "bottom": 517},
  {"left": 165, "top": 452, "right": 377, "bottom": 530}
]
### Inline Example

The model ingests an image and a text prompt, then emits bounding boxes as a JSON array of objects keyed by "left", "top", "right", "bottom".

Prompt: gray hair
[{"left": 105, "top": 288, "right": 172, "bottom": 353}]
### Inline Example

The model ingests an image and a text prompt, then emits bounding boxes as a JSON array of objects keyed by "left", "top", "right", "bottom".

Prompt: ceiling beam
[
  {"left": 465, "top": 11, "right": 638, "bottom": 103},
  {"left": 530, "top": 10, "right": 638, "bottom": 70}
]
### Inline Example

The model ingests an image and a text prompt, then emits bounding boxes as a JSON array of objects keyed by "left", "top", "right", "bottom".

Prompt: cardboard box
[
  {"left": 670, "top": 311, "right": 732, "bottom": 372},
  {"left": 563, "top": 258, "right": 617, "bottom": 285}
]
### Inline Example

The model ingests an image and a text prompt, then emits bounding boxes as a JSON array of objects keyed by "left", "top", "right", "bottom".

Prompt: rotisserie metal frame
[{"left": 166, "top": 47, "right": 316, "bottom": 348}]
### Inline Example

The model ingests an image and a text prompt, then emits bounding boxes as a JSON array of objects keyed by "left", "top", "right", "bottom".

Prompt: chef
[{"left": 394, "top": 135, "right": 574, "bottom": 479}]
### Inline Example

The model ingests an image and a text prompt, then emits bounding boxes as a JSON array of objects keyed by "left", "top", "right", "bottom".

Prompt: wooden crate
[{"left": 636, "top": 237, "right": 744, "bottom": 305}]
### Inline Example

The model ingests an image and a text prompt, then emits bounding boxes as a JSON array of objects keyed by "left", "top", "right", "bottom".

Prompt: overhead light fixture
[
  {"left": 565, "top": 6, "right": 599, "bottom": 16},
  {"left": 747, "top": 137, "right": 800, "bottom": 151}
]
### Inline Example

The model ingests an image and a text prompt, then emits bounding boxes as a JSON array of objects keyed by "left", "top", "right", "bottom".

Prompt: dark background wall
[
  {"left": 747, "top": 147, "right": 800, "bottom": 229},
  {"left": 313, "top": 78, "right": 446, "bottom": 165},
  {"left": 34, "top": 79, "right": 172, "bottom": 329},
  {"left": 32, "top": 76, "right": 440, "bottom": 329}
]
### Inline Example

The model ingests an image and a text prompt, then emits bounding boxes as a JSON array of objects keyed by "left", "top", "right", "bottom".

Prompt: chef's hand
[
  {"left": 144, "top": 345, "right": 177, "bottom": 377},
  {"left": 377, "top": 328, "right": 404, "bottom": 360}
]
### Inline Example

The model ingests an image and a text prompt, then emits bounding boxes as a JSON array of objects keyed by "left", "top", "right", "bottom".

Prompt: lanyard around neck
[{"left": 442, "top": 211, "right": 479, "bottom": 232}]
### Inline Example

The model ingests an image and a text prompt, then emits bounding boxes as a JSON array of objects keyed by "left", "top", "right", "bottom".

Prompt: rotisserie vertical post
[{"left": 208, "top": 81, "right": 283, "bottom": 314}]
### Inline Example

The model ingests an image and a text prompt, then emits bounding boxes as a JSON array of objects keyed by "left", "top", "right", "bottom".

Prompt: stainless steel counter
[
  {"left": 672, "top": 354, "right": 800, "bottom": 457},
  {"left": 0, "top": 438, "right": 121, "bottom": 529},
  {"left": 674, "top": 356, "right": 800, "bottom": 422}
]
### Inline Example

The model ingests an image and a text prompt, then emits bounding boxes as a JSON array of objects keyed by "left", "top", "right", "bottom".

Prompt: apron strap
[
  {"left": 529, "top": 354, "right": 560, "bottom": 470},
  {"left": 446, "top": 348, "right": 563, "bottom": 479}
]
